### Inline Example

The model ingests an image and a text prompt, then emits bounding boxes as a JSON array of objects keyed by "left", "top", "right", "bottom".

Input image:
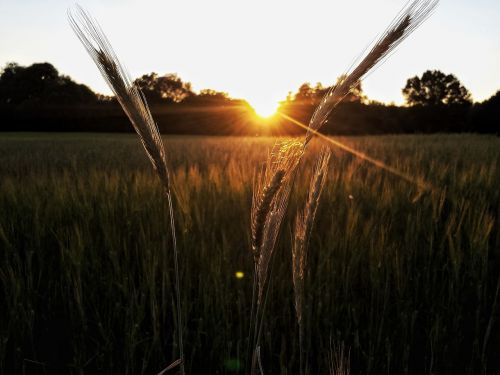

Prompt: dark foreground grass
[{"left": 0, "top": 133, "right": 499, "bottom": 374}]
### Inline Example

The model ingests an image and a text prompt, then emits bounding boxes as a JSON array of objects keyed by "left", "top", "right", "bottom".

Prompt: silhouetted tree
[
  {"left": 183, "top": 89, "right": 234, "bottom": 106},
  {"left": 0, "top": 62, "right": 97, "bottom": 106},
  {"left": 470, "top": 91, "right": 500, "bottom": 134},
  {"left": 403, "top": 70, "right": 472, "bottom": 106},
  {"left": 294, "top": 83, "right": 316, "bottom": 105},
  {"left": 134, "top": 73, "right": 193, "bottom": 103},
  {"left": 278, "top": 78, "right": 368, "bottom": 130},
  {"left": 291, "top": 77, "right": 366, "bottom": 106}
]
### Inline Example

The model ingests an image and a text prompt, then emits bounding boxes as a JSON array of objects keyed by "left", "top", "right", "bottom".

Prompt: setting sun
[{"left": 250, "top": 100, "right": 279, "bottom": 119}]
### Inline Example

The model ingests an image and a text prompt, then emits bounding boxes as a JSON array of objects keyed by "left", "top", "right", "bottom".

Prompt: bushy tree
[
  {"left": 471, "top": 91, "right": 500, "bottom": 134},
  {"left": 0, "top": 62, "right": 97, "bottom": 106},
  {"left": 134, "top": 73, "right": 193, "bottom": 103},
  {"left": 292, "top": 77, "right": 366, "bottom": 105},
  {"left": 183, "top": 89, "right": 233, "bottom": 106},
  {"left": 294, "top": 82, "right": 317, "bottom": 105},
  {"left": 403, "top": 70, "right": 472, "bottom": 106}
]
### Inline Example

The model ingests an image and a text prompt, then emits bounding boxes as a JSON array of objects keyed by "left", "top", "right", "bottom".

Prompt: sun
[{"left": 250, "top": 99, "right": 279, "bottom": 119}]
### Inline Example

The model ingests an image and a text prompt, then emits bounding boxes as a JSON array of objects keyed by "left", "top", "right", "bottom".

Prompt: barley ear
[
  {"left": 249, "top": 140, "right": 303, "bottom": 375},
  {"left": 292, "top": 147, "right": 331, "bottom": 315},
  {"left": 252, "top": 140, "right": 303, "bottom": 303},
  {"left": 292, "top": 147, "right": 331, "bottom": 289},
  {"left": 68, "top": 5, "right": 171, "bottom": 191},
  {"left": 251, "top": 169, "right": 285, "bottom": 259},
  {"left": 306, "top": 0, "right": 438, "bottom": 144}
]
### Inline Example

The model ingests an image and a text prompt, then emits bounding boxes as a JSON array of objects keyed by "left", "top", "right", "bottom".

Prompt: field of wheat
[{"left": 1, "top": 133, "right": 499, "bottom": 374}]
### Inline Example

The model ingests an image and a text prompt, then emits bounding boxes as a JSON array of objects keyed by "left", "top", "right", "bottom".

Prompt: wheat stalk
[
  {"left": 248, "top": 140, "right": 303, "bottom": 374},
  {"left": 292, "top": 148, "right": 331, "bottom": 375},
  {"left": 68, "top": 6, "right": 185, "bottom": 374},
  {"left": 246, "top": 1, "right": 438, "bottom": 373},
  {"left": 252, "top": 140, "right": 303, "bottom": 304},
  {"left": 305, "top": 0, "right": 439, "bottom": 145},
  {"left": 289, "top": 3, "right": 439, "bottom": 372},
  {"left": 293, "top": 148, "right": 330, "bottom": 324}
]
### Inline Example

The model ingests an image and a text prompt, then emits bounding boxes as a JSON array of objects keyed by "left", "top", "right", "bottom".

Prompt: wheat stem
[
  {"left": 68, "top": 6, "right": 185, "bottom": 374},
  {"left": 292, "top": 148, "right": 331, "bottom": 375},
  {"left": 249, "top": 140, "right": 302, "bottom": 374}
]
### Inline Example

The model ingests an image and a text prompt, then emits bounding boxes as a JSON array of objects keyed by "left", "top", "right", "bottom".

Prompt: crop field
[{"left": 1, "top": 133, "right": 499, "bottom": 374}]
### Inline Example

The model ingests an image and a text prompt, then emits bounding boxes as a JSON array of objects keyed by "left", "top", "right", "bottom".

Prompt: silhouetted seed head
[
  {"left": 250, "top": 140, "right": 303, "bottom": 305},
  {"left": 306, "top": 0, "right": 439, "bottom": 144},
  {"left": 251, "top": 169, "right": 285, "bottom": 259},
  {"left": 68, "top": 6, "right": 171, "bottom": 192}
]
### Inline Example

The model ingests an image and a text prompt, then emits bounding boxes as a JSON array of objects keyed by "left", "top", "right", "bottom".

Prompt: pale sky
[{"left": 1, "top": 0, "right": 499, "bottom": 112}]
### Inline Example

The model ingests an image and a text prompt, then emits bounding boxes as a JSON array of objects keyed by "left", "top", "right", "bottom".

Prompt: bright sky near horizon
[{"left": 1, "top": 0, "right": 499, "bottom": 110}]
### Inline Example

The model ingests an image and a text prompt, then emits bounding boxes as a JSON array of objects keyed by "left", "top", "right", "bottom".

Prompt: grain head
[{"left": 306, "top": 0, "right": 439, "bottom": 144}]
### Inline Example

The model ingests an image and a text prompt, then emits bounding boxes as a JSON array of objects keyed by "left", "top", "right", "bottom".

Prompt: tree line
[{"left": 0, "top": 62, "right": 498, "bottom": 135}]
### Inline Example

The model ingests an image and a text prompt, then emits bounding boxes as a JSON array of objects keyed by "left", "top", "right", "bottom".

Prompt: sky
[{"left": 1, "top": 0, "right": 499, "bottom": 113}]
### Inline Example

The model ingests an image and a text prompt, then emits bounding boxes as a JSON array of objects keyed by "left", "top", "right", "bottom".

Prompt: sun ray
[{"left": 278, "top": 112, "right": 432, "bottom": 192}]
